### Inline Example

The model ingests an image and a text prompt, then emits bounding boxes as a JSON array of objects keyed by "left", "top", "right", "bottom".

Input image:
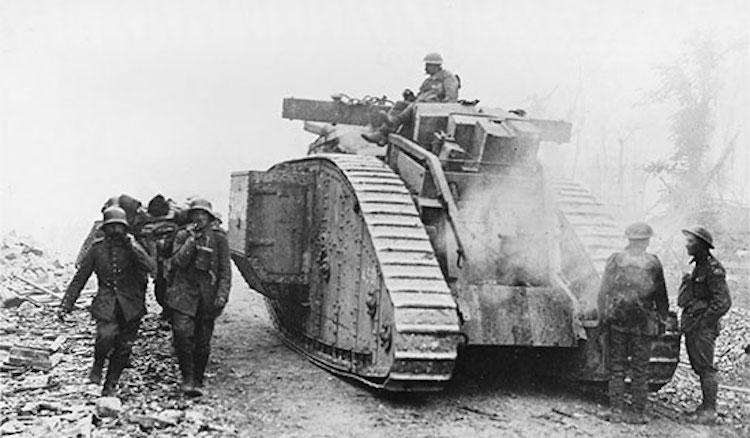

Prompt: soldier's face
[
  {"left": 685, "top": 233, "right": 702, "bottom": 256},
  {"left": 103, "top": 223, "right": 126, "bottom": 238},
  {"left": 425, "top": 63, "right": 440, "bottom": 75},
  {"left": 191, "top": 210, "right": 211, "bottom": 228}
]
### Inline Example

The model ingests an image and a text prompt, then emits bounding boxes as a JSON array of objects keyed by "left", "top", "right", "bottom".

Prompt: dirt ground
[{"left": 191, "top": 270, "right": 743, "bottom": 438}]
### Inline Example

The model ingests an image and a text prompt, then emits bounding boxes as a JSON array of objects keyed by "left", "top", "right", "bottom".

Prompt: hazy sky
[{"left": 1, "top": 0, "right": 748, "bottom": 255}]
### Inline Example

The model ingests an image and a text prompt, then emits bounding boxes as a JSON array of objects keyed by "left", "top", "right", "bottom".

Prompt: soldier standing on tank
[
  {"left": 678, "top": 226, "right": 731, "bottom": 425},
  {"left": 58, "top": 206, "right": 156, "bottom": 396},
  {"left": 597, "top": 222, "right": 669, "bottom": 424},
  {"left": 362, "top": 52, "right": 460, "bottom": 145},
  {"left": 166, "top": 198, "right": 231, "bottom": 396}
]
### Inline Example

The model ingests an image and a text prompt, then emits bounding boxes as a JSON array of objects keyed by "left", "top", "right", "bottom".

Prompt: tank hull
[{"left": 226, "top": 97, "right": 680, "bottom": 391}]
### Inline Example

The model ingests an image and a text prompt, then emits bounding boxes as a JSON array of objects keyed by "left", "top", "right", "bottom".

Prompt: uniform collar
[{"left": 690, "top": 251, "right": 711, "bottom": 265}]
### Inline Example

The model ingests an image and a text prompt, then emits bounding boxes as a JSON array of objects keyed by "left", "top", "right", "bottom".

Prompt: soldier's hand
[
  {"left": 56, "top": 308, "right": 67, "bottom": 322},
  {"left": 214, "top": 295, "right": 227, "bottom": 309}
]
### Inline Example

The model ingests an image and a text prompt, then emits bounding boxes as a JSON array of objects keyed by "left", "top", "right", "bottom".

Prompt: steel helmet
[
  {"left": 102, "top": 206, "right": 128, "bottom": 226},
  {"left": 624, "top": 222, "right": 654, "bottom": 239},
  {"left": 682, "top": 226, "right": 714, "bottom": 249},
  {"left": 423, "top": 52, "right": 443, "bottom": 65},
  {"left": 188, "top": 197, "right": 216, "bottom": 218}
]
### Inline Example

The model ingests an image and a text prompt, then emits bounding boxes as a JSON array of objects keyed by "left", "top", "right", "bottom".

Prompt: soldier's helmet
[
  {"left": 682, "top": 226, "right": 714, "bottom": 249},
  {"left": 624, "top": 222, "right": 654, "bottom": 239},
  {"left": 423, "top": 52, "right": 443, "bottom": 65},
  {"left": 102, "top": 206, "right": 129, "bottom": 226},
  {"left": 188, "top": 197, "right": 216, "bottom": 218}
]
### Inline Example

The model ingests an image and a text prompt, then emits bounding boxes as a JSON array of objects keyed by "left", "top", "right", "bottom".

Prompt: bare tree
[{"left": 645, "top": 32, "right": 745, "bottom": 227}]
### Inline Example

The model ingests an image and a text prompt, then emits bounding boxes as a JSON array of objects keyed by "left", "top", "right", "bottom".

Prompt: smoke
[{"left": 457, "top": 171, "right": 553, "bottom": 287}]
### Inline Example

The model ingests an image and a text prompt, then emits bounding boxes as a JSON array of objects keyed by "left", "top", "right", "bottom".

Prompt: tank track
[
  {"left": 266, "top": 154, "right": 462, "bottom": 391},
  {"left": 549, "top": 178, "right": 623, "bottom": 275}
]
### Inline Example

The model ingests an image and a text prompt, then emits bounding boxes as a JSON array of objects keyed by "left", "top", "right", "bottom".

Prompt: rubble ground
[{"left": 1, "top": 232, "right": 749, "bottom": 437}]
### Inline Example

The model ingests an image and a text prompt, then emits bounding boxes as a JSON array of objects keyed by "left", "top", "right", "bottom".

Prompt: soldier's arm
[
  {"left": 677, "top": 272, "right": 692, "bottom": 308},
  {"left": 129, "top": 237, "right": 157, "bottom": 275},
  {"left": 703, "top": 265, "right": 732, "bottom": 326},
  {"left": 60, "top": 246, "right": 95, "bottom": 312},
  {"left": 652, "top": 257, "right": 669, "bottom": 318},
  {"left": 596, "top": 254, "right": 617, "bottom": 321},
  {"left": 170, "top": 229, "right": 196, "bottom": 268},
  {"left": 215, "top": 232, "right": 232, "bottom": 305},
  {"left": 441, "top": 74, "right": 460, "bottom": 102}
]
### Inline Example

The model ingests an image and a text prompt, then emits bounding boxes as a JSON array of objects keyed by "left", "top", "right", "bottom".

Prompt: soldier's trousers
[
  {"left": 94, "top": 304, "right": 141, "bottom": 369},
  {"left": 172, "top": 309, "right": 216, "bottom": 384},
  {"left": 608, "top": 327, "right": 650, "bottom": 412},
  {"left": 153, "top": 275, "right": 171, "bottom": 319},
  {"left": 685, "top": 327, "right": 719, "bottom": 409}
]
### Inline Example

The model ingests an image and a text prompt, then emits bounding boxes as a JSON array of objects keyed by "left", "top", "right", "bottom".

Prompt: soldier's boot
[
  {"left": 88, "top": 359, "right": 105, "bottom": 385},
  {"left": 178, "top": 352, "right": 202, "bottom": 397},
  {"left": 361, "top": 124, "right": 391, "bottom": 146},
  {"left": 686, "top": 402, "right": 706, "bottom": 416},
  {"left": 694, "top": 375, "right": 718, "bottom": 424},
  {"left": 194, "top": 353, "right": 209, "bottom": 389},
  {"left": 101, "top": 360, "right": 126, "bottom": 397},
  {"left": 626, "top": 379, "right": 649, "bottom": 424},
  {"left": 624, "top": 405, "right": 649, "bottom": 425},
  {"left": 602, "top": 378, "right": 626, "bottom": 422}
]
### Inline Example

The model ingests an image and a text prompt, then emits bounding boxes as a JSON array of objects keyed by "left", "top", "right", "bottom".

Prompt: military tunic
[
  {"left": 678, "top": 254, "right": 731, "bottom": 377},
  {"left": 166, "top": 225, "right": 231, "bottom": 318},
  {"left": 417, "top": 68, "right": 460, "bottom": 102},
  {"left": 62, "top": 236, "right": 155, "bottom": 321}
]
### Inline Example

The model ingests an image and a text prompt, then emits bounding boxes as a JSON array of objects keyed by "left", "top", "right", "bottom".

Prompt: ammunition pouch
[{"left": 194, "top": 245, "right": 214, "bottom": 272}]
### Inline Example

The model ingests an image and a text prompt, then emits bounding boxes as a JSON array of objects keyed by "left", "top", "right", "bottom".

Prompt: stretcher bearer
[{"left": 59, "top": 206, "right": 156, "bottom": 396}]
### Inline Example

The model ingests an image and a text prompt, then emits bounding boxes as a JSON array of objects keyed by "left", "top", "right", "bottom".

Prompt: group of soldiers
[
  {"left": 54, "top": 55, "right": 733, "bottom": 425},
  {"left": 598, "top": 222, "right": 731, "bottom": 425},
  {"left": 57, "top": 194, "right": 231, "bottom": 398}
]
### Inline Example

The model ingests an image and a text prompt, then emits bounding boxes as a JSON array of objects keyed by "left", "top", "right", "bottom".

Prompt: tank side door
[{"left": 229, "top": 170, "right": 313, "bottom": 295}]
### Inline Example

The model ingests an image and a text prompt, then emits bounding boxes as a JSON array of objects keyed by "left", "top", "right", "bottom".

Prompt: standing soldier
[
  {"left": 678, "top": 226, "right": 731, "bottom": 424},
  {"left": 166, "top": 198, "right": 231, "bottom": 396},
  {"left": 58, "top": 206, "right": 155, "bottom": 396},
  {"left": 598, "top": 222, "right": 669, "bottom": 424}
]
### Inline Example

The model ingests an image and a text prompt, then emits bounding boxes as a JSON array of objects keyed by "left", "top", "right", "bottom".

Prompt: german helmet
[
  {"left": 188, "top": 197, "right": 216, "bottom": 218},
  {"left": 102, "top": 206, "right": 128, "bottom": 226},
  {"left": 624, "top": 222, "right": 654, "bottom": 239},
  {"left": 682, "top": 226, "right": 714, "bottom": 249},
  {"left": 423, "top": 52, "right": 443, "bottom": 64}
]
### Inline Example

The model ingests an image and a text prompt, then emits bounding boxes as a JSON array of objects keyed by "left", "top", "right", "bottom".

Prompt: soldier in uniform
[
  {"left": 678, "top": 226, "right": 731, "bottom": 424},
  {"left": 362, "top": 52, "right": 460, "bottom": 145},
  {"left": 597, "top": 222, "right": 669, "bottom": 424},
  {"left": 139, "top": 194, "right": 183, "bottom": 323},
  {"left": 166, "top": 198, "right": 231, "bottom": 396},
  {"left": 58, "top": 206, "right": 156, "bottom": 396}
]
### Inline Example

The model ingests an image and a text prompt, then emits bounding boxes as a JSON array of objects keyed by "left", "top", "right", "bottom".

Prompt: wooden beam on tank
[{"left": 282, "top": 98, "right": 390, "bottom": 126}]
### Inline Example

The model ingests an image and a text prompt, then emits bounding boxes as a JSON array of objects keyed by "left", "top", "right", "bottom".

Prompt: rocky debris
[
  {"left": 0, "top": 231, "right": 93, "bottom": 309},
  {"left": 0, "top": 232, "right": 237, "bottom": 437},
  {"left": 96, "top": 397, "right": 123, "bottom": 418}
]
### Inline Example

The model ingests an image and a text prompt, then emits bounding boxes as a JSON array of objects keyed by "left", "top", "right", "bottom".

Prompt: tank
[{"left": 227, "top": 95, "right": 680, "bottom": 391}]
